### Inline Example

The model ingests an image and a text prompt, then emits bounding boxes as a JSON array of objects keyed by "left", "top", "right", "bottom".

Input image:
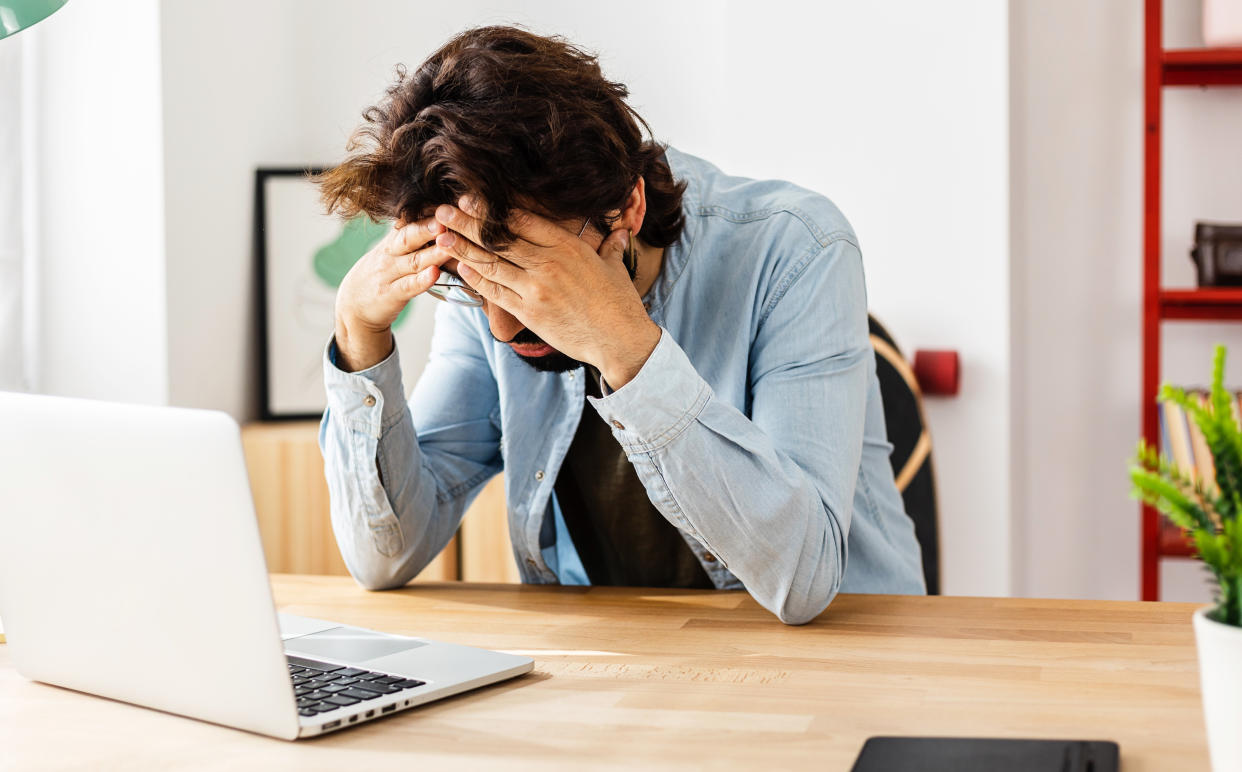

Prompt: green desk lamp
[{"left": 0, "top": 0, "right": 68, "bottom": 41}]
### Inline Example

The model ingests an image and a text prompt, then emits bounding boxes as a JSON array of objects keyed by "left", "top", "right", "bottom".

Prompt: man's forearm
[
  {"left": 319, "top": 383, "right": 476, "bottom": 591},
  {"left": 587, "top": 331, "right": 856, "bottom": 625},
  {"left": 320, "top": 320, "right": 503, "bottom": 591}
]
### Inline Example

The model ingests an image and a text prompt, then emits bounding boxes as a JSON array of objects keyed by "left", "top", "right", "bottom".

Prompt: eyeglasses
[
  {"left": 426, "top": 272, "right": 486, "bottom": 307},
  {"left": 426, "top": 218, "right": 592, "bottom": 308}
]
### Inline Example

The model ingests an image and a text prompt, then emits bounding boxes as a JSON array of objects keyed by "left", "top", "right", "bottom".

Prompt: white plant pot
[{"left": 1194, "top": 606, "right": 1242, "bottom": 772}]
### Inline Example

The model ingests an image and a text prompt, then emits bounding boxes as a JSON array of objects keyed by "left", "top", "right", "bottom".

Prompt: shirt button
[
  {"left": 643, "top": 301, "right": 652, "bottom": 311},
  {"left": 534, "top": 470, "right": 544, "bottom": 481},
  {"left": 362, "top": 395, "right": 376, "bottom": 407},
  {"left": 568, "top": 372, "right": 575, "bottom": 380},
  {"left": 703, "top": 553, "right": 717, "bottom": 563},
  {"left": 526, "top": 557, "right": 538, "bottom": 567},
  {"left": 611, "top": 420, "right": 625, "bottom": 430}
]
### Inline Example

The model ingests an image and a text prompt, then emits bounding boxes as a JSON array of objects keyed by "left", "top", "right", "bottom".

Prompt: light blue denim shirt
[{"left": 319, "top": 147, "right": 926, "bottom": 624}]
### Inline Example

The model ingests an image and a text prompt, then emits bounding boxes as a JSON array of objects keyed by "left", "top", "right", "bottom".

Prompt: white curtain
[{"left": 0, "top": 35, "right": 27, "bottom": 391}]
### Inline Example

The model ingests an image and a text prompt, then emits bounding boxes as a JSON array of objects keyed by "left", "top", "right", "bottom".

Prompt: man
[{"left": 315, "top": 26, "right": 925, "bottom": 625}]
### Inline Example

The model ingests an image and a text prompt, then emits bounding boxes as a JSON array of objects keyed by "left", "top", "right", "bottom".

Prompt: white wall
[
  {"left": 159, "top": 0, "right": 303, "bottom": 419},
  {"left": 0, "top": 37, "right": 23, "bottom": 391},
  {"left": 1010, "top": 0, "right": 1242, "bottom": 602},
  {"left": 24, "top": 0, "right": 167, "bottom": 404},
  {"left": 156, "top": 0, "right": 1013, "bottom": 596}
]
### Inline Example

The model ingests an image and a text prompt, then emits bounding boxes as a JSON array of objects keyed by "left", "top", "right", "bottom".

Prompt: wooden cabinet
[
  {"left": 240, "top": 421, "right": 518, "bottom": 583},
  {"left": 458, "top": 475, "right": 521, "bottom": 583}
]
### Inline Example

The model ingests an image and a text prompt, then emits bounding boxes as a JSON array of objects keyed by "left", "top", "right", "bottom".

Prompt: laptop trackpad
[{"left": 285, "top": 627, "right": 427, "bottom": 663}]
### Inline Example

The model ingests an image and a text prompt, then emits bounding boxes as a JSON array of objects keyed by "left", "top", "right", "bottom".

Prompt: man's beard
[{"left": 501, "top": 328, "right": 583, "bottom": 373}]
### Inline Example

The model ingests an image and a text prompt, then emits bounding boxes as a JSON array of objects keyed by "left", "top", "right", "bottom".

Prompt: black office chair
[{"left": 869, "top": 315, "right": 941, "bottom": 595}]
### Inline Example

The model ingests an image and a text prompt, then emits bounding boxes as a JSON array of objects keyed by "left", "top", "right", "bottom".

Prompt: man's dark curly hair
[{"left": 313, "top": 25, "right": 686, "bottom": 251}]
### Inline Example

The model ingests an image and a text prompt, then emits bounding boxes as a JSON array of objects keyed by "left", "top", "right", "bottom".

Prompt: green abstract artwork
[{"left": 312, "top": 214, "right": 413, "bottom": 327}]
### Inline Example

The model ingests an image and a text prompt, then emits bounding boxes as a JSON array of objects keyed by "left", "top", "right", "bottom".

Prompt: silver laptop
[{"left": 0, "top": 392, "right": 533, "bottom": 739}]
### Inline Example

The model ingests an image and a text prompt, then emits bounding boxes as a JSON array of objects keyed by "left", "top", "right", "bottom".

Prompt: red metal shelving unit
[
  {"left": 1141, "top": 0, "right": 1242, "bottom": 600},
  {"left": 1162, "top": 47, "right": 1242, "bottom": 85}
]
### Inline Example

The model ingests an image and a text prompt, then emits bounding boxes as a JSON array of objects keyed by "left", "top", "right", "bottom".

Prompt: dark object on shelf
[{"left": 1192, "top": 222, "right": 1242, "bottom": 287}]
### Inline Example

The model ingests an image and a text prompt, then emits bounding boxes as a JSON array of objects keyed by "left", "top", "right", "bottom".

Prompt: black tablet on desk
[{"left": 851, "top": 737, "right": 1120, "bottom": 772}]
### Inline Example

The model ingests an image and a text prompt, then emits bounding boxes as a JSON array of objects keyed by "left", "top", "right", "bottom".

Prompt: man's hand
[
  {"left": 435, "top": 199, "right": 661, "bottom": 389},
  {"left": 333, "top": 215, "right": 458, "bottom": 372}
]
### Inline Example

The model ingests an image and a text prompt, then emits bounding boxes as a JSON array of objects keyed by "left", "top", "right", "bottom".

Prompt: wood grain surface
[{"left": 0, "top": 576, "right": 1209, "bottom": 770}]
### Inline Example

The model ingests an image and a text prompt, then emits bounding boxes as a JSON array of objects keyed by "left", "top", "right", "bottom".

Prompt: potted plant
[{"left": 1131, "top": 344, "right": 1242, "bottom": 771}]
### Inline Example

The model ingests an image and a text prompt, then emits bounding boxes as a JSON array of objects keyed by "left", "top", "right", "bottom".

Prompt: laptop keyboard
[{"left": 287, "top": 654, "right": 426, "bottom": 717}]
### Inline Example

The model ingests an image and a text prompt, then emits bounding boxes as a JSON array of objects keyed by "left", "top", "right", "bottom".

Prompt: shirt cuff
[
  {"left": 323, "top": 335, "right": 408, "bottom": 439},
  {"left": 586, "top": 328, "right": 712, "bottom": 454}
]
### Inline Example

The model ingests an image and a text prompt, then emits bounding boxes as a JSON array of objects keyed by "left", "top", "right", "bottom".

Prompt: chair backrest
[{"left": 868, "top": 315, "right": 941, "bottom": 595}]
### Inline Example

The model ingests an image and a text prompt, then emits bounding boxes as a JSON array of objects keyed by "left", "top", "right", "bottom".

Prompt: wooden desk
[{"left": 0, "top": 577, "right": 1208, "bottom": 770}]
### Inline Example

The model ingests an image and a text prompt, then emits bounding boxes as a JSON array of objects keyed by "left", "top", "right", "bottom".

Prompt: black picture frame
[{"left": 255, "top": 166, "right": 332, "bottom": 421}]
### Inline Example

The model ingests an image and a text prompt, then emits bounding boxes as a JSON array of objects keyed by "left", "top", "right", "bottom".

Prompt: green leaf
[
  {"left": 1136, "top": 344, "right": 1242, "bottom": 623},
  {"left": 1130, "top": 467, "right": 1214, "bottom": 532}
]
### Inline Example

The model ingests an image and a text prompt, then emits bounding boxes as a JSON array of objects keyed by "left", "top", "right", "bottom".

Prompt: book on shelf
[
  {"left": 1189, "top": 393, "right": 1217, "bottom": 492},
  {"left": 1158, "top": 389, "right": 1242, "bottom": 494},
  {"left": 1161, "top": 400, "right": 1196, "bottom": 480}
]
